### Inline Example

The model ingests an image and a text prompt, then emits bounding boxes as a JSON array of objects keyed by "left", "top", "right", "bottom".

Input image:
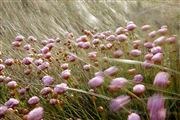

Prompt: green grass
[{"left": 0, "top": 0, "right": 180, "bottom": 120}]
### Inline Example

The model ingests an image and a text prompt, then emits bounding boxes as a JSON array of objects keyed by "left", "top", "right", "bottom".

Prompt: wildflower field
[{"left": 0, "top": 0, "right": 180, "bottom": 120}]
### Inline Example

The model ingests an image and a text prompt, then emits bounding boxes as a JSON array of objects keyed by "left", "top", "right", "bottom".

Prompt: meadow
[{"left": 0, "top": 0, "right": 180, "bottom": 120}]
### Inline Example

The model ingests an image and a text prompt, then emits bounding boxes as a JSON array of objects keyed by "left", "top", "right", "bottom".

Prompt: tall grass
[{"left": 0, "top": 0, "right": 180, "bottom": 120}]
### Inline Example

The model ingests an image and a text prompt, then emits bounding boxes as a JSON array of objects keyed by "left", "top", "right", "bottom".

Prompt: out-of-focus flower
[
  {"left": 83, "top": 64, "right": 91, "bottom": 71},
  {"left": 54, "top": 83, "right": 68, "bottom": 94},
  {"left": 150, "top": 46, "right": 163, "bottom": 54},
  {"left": 61, "top": 70, "right": 71, "bottom": 80},
  {"left": 0, "top": 64, "right": 5, "bottom": 71},
  {"left": 141, "top": 24, "right": 151, "bottom": 31},
  {"left": 109, "top": 77, "right": 128, "bottom": 91},
  {"left": 128, "top": 113, "right": 141, "bottom": 120},
  {"left": 154, "top": 36, "right": 166, "bottom": 46},
  {"left": 151, "top": 53, "right": 163, "bottom": 64},
  {"left": 133, "top": 74, "right": 144, "bottom": 83},
  {"left": 127, "top": 22, "right": 137, "bottom": 31},
  {"left": 0, "top": 105, "right": 8, "bottom": 118},
  {"left": 4, "top": 58, "right": 14, "bottom": 66},
  {"left": 104, "top": 66, "right": 118, "bottom": 76},
  {"left": 24, "top": 44, "right": 31, "bottom": 51},
  {"left": 15, "top": 35, "right": 24, "bottom": 42},
  {"left": 28, "top": 36, "right": 37, "bottom": 42},
  {"left": 42, "top": 75, "right": 54, "bottom": 86},
  {"left": 7, "top": 81, "right": 17, "bottom": 89},
  {"left": 22, "top": 57, "right": 33, "bottom": 65},
  {"left": 67, "top": 54, "right": 77, "bottom": 62},
  {"left": 116, "top": 34, "right": 127, "bottom": 42},
  {"left": 40, "top": 87, "right": 52, "bottom": 96},
  {"left": 130, "top": 49, "right": 142, "bottom": 57},
  {"left": 133, "top": 84, "right": 145, "bottom": 94},
  {"left": 153, "top": 72, "right": 170, "bottom": 88},
  {"left": 147, "top": 94, "right": 166, "bottom": 120},
  {"left": 28, "top": 96, "right": 40, "bottom": 105},
  {"left": 110, "top": 95, "right": 131, "bottom": 112},
  {"left": 12, "top": 41, "right": 21, "bottom": 47},
  {"left": 61, "top": 63, "right": 69, "bottom": 70},
  {"left": 166, "top": 35, "right": 177, "bottom": 44},
  {"left": 88, "top": 76, "right": 104, "bottom": 88},
  {"left": 115, "top": 27, "right": 125, "bottom": 35},
  {"left": 5, "top": 98, "right": 19, "bottom": 108},
  {"left": 113, "top": 50, "right": 124, "bottom": 58},
  {"left": 27, "top": 107, "right": 44, "bottom": 120},
  {"left": 148, "top": 31, "right": 157, "bottom": 38}
]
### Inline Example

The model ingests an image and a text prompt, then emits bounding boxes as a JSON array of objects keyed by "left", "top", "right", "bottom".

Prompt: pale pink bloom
[
  {"left": 4, "top": 58, "right": 14, "bottom": 66},
  {"left": 113, "top": 50, "right": 123, "bottom": 58},
  {"left": 141, "top": 24, "right": 151, "bottom": 31},
  {"left": 99, "top": 44, "right": 106, "bottom": 50},
  {"left": 7, "top": 81, "right": 17, "bottom": 89},
  {"left": 41, "top": 40, "right": 48, "bottom": 46},
  {"left": 5, "top": 98, "right": 19, "bottom": 108},
  {"left": 127, "top": 23, "right": 137, "bottom": 31},
  {"left": 49, "top": 99, "right": 58, "bottom": 105},
  {"left": 42, "top": 75, "right": 54, "bottom": 86},
  {"left": 43, "top": 52, "right": 52, "bottom": 59},
  {"left": 88, "top": 51, "right": 97, "bottom": 60},
  {"left": 22, "top": 57, "right": 33, "bottom": 65},
  {"left": 88, "top": 76, "right": 104, "bottom": 88},
  {"left": 104, "top": 66, "right": 118, "bottom": 76},
  {"left": 40, "top": 87, "right": 52, "bottom": 96},
  {"left": 0, "top": 64, "right": 5, "bottom": 71},
  {"left": 153, "top": 72, "right": 170, "bottom": 88},
  {"left": 109, "top": 77, "right": 128, "bottom": 91},
  {"left": 46, "top": 43, "right": 55, "bottom": 49},
  {"left": 116, "top": 34, "right": 127, "bottom": 42},
  {"left": 128, "top": 113, "right": 141, "bottom": 120},
  {"left": 28, "top": 36, "right": 37, "bottom": 42},
  {"left": 37, "top": 62, "right": 49, "bottom": 71},
  {"left": 61, "top": 70, "right": 71, "bottom": 80},
  {"left": 61, "top": 63, "right": 69, "bottom": 70},
  {"left": 133, "top": 84, "right": 145, "bottom": 94},
  {"left": 15, "top": 35, "right": 24, "bottom": 41},
  {"left": 12, "top": 41, "right": 21, "bottom": 47},
  {"left": 144, "top": 42, "right": 153, "bottom": 49},
  {"left": 157, "top": 28, "right": 168, "bottom": 35},
  {"left": 83, "top": 64, "right": 91, "bottom": 71},
  {"left": 130, "top": 49, "right": 142, "bottom": 57},
  {"left": 106, "top": 35, "right": 116, "bottom": 41},
  {"left": 154, "top": 36, "right": 166, "bottom": 46},
  {"left": 148, "top": 31, "right": 157, "bottom": 38},
  {"left": 94, "top": 71, "right": 104, "bottom": 77},
  {"left": 115, "top": 27, "right": 125, "bottom": 35},
  {"left": 110, "top": 95, "right": 131, "bottom": 112},
  {"left": 18, "top": 88, "right": 26, "bottom": 95},
  {"left": 54, "top": 83, "right": 68, "bottom": 94},
  {"left": 24, "top": 44, "right": 31, "bottom": 51},
  {"left": 67, "top": 54, "right": 77, "bottom": 62},
  {"left": 27, "top": 107, "right": 44, "bottom": 120},
  {"left": 0, "top": 105, "right": 8, "bottom": 118},
  {"left": 150, "top": 46, "right": 163, "bottom": 54},
  {"left": 92, "top": 39, "right": 100, "bottom": 45},
  {"left": 133, "top": 74, "right": 144, "bottom": 83},
  {"left": 28, "top": 96, "right": 40, "bottom": 105},
  {"left": 142, "top": 60, "right": 153, "bottom": 69},
  {"left": 151, "top": 53, "right": 163, "bottom": 64},
  {"left": 166, "top": 35, "right": 177, "bottom": 44},
  {"left": 0, "top": 75, "right": 5, "bottom": 82},
  {"left": 144, "top": 53, "right": 153, "bottom": 60},
  {"left": 106, "top": 43, "right": 113, "bottom": 49},
  {"left": 40, "top": 46, "right": 49, "bottom": 54},
  {"left": 34, "top": 59, "right": 43, "bottom": 66}
]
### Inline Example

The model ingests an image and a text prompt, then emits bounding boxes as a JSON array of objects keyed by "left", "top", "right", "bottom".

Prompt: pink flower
[
  {"left": 54, "top": 83, "right": 68, "bottom": 94},
  {"left": 92, "top": 39, "right": 100, "bottom": 45},
  {"left": 67, "top": 54, "right": 77, "bottom": 62},
  {"left": 128, "top": 113, "right": 141, "bottom": 120},
  {"left": 37, "top": 62, "right": 49, "bottom": 71},
  {"left": 144, "top": 53, "right": 153, "bottom": 60},
  {"left": 104, "top": 66, "right": 118, "bottom": 76},
  {"left": 0, "top": 76, "right": 5, "bottom": 82},
  {"left": 157, "top": 28, "right": 168, "bottom": 35},
  {"left": 34, "top": 59, "right": 43, "bottom": 66},
  {"left": 49, "top": 99, "right": 58, "bottom": 105},
  {"left": 4, "top": 58, "right": 14, "bottom": 66},
  {"left": 88, "top": 76, "right": 104, "bottom": 88},
  {"left": 61, "top": 63, "right": 69, "bottom": 70},
  {"left": 7, "top": 81, "right": 17, "bottom": 89},
  {"left": 142, "top": 60, "right": 153, "bottom": 69},
  {"left": 0, "top": 106, "right": 8, "bottom": 118},
  {"left": 109, "top": 77, "right": 128, "bottom": 91},
  {"left": 40, "top": 46, "right": 49, "bottom": 54},
  {"left": 88, "top": 51, "right": 97, "bottom": 60},
  {"left": 115, "top": 27, "right": 125, "bottom": 35},
  {"left": 110, "top": 95, "right": 131, "bottom": 112},
  {"left": 153, "top": 72, "right": 170, "bottom": 88},
  {"left": 61, "top": 70, "right": 71, "bottom": 80},
  {"left": 28, "top": 36, "right": 37, "bottom": 42},
  {"left": 154, "top": 36, "right": 166, "bottom": 46},
  {"left": 147, "top": 94, "right": 166, "bottom": 120},
  {"left": 83, "top": 64, "right": 91, "bottom": 71},
  {"left": 12, "top": 41, "right": 21, "bottom": 47},
  {"left": 94, "top": 71, "right": 105, "bottom": 77},
  {"left": 40, "top": 87, "right": 52, "bottom": 96},
  {"left": 151, "top": 53, "right": 163, "bottom": 64},
  {"left": 127, "top": 23, "right": 137, "bottom": 31},
  {"left": 0, "top": 64, "right": 5, "bottom": 71},
  {"left": 22, "top": 57, "right": 33, "bottom": 65},
  {"left": 28, "top": 96, "right": 40, "bottom": 105},
  {"left": 27, "top": 107, "right": 44, "bottom": 120},
  {"left": 144, "top": 42, "right": 153, "bottom": 49},
  {"left": 42, "top": 75, "right": 54, "bottom": 86},
  {"left": 133, "top": 74, "right": 144, "bottom": 83},
  {"left": 5, "top": 98, "right": 19, "bottom": 108},
  {"left": 116, "top": 34, "right": 127, "bottom": 42},
  {"left": 130, "top": 49, "right": 142, "bottom": 57},
  {"left": 150, "top": 46, "right": 163, "bottom": 54},
  {"left": 18, "top": 88, "right": 26, "bottom": 95},
  {"left": 24, "top": 44, "right": 31, "bottom": 51},
  {"left": 166, "top": 35, "right": 177, "bottom": 44},
  {"left": 133, "top": 84, "right": 145, "bottom": 94},
  {"left": 113, "top": 49, "right": 124, "bottom": 58},
  {"left": 15, "top": 35, "right": 24, "bottom": 42},
  {"left": 141, "top": 24, "right": 151, "bottom": 31},
  {"left": 106, "top": 35, "right": 116, "bottom": 41},
  {"left": 148, "top": 31, "right": 157, "bottom": 38}
]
